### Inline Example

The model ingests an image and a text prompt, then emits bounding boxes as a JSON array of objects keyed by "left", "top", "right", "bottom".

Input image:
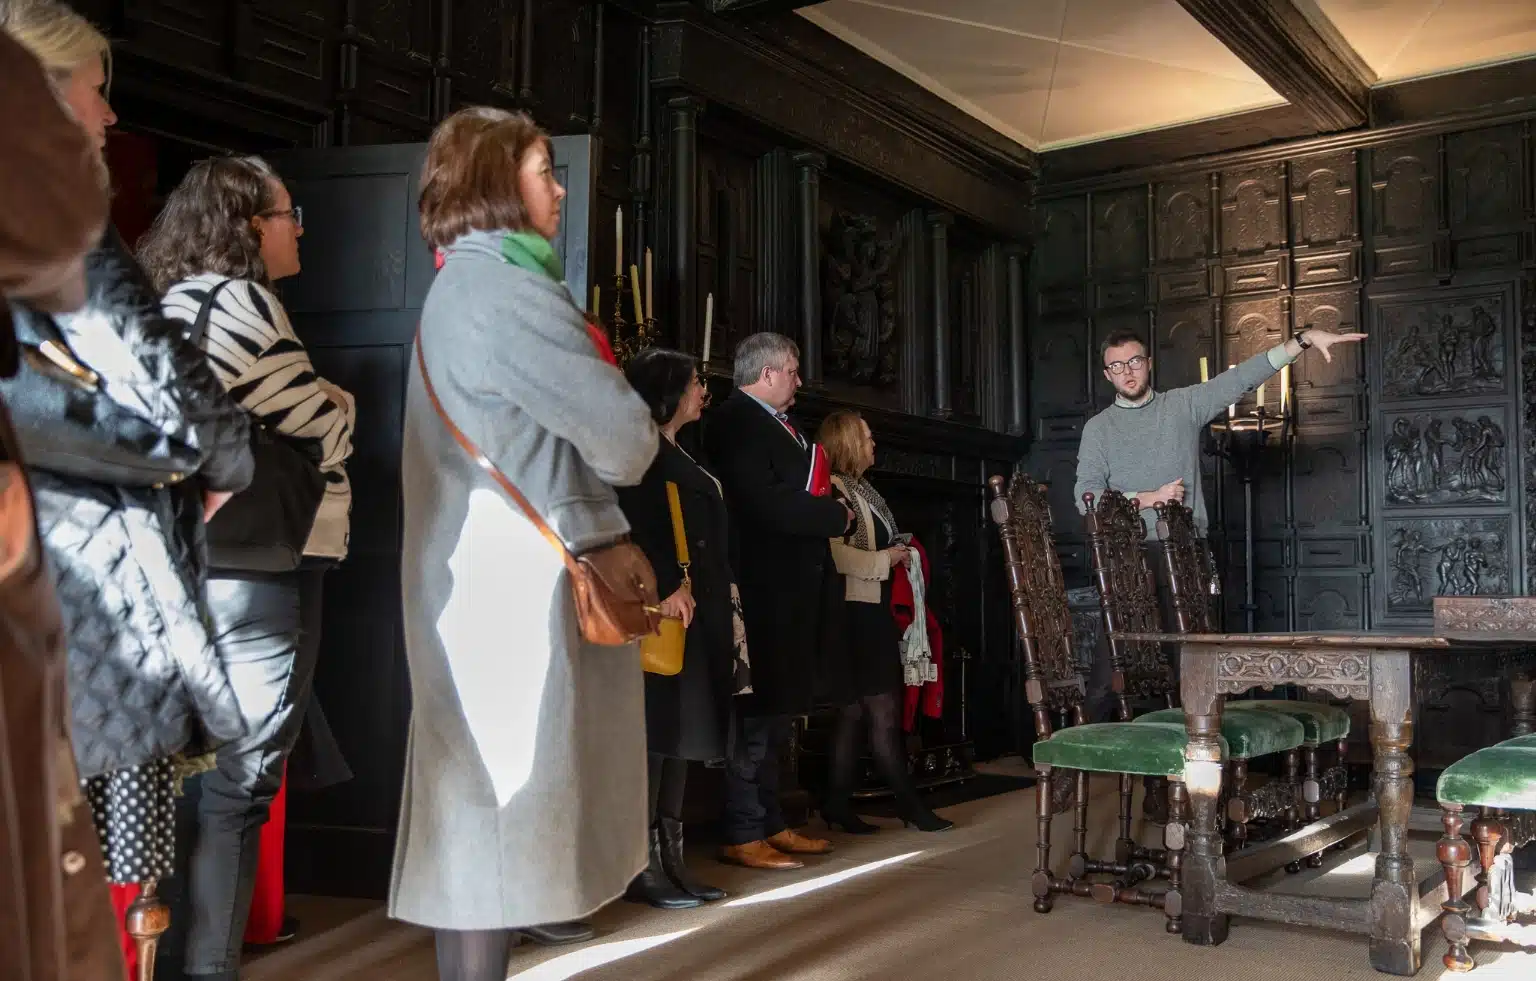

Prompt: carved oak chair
[
  {"left": 1434, "top": 734, "right": 1536, "bottom": 971},
  {"left": 990, "top": 475, "right": 1211, "bottom": 932},
  {"left": 1152, "top": 496, "right": 1354, "bottom": 864},
  {"left": 1082, "top": 491, "right": 1306, "bottom": 849}
]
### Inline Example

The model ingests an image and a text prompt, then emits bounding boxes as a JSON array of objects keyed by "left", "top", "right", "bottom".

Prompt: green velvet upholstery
[
  {"left": 1032, "top": 722, "right": 1229, "bottom": 777},
  {"left": 1436, "top": 736, "right": 1536, "bottom": 809},
  {"left": 1134, "top": 707, "right": 1304, "bottom": 759},
  {"left": 1226, "top": 700, "right": 1352, "bottom": 744}
]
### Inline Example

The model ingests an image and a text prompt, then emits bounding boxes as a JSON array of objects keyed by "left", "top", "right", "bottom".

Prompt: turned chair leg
[
  {"left": 1072, "top": 769, "right": 1091, "bottom": 869},
  {"left": 126, "top": 879, "right": 170, "bottom": 981},
  {"left": 1115, "top": 772, "right": 1135, "bottom": 863},
  {"left": 1437, "top": 803, "right": 1477, "bottom": 972},
  {"left": 1164, "top": 778, "right": 1188, "bottom": 935},
  {"left": 1285, "top": 749, "right": 1304, "bottom": 873},
  {"left": 1225, "top": 759, "right": 1249, "bottom": 852},
  {"left": 1032, "top": 766, "right": 1055, "bottom": 913},
  {"left": 1335, "top": 738, "right": 1350, "bottom": 813},
  {"left": 1304, "top": 745, "right": 1325, "bottom": 868}
]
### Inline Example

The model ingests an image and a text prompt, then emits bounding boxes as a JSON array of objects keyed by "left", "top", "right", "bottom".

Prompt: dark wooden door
[{"left": 267, "top": 136, "right": 594, "bottom": 897}]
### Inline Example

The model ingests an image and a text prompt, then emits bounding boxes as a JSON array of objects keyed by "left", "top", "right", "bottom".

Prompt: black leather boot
[
  {"left": 658, "top": 817, "right": 726, "bottom": 901},
  {"left": 517, "top": 920, "right": 594, "bottom": 945},
  {"left": 625, "top": 825, "right": 703, "bottom": 910}
]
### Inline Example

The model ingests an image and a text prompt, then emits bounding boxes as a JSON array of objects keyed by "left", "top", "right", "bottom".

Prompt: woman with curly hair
[{"left": 137, "top": 154, "right": 356, "bottom": 981}]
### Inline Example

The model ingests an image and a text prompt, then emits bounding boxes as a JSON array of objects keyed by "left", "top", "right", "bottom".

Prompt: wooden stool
[{"left": 124, "top": 879, "right": 170, "bottom": 981}]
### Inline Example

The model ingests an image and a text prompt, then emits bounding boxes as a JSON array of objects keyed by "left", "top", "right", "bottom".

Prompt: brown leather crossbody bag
[{"left": 415, "top": 337, "right": 660, "bottom": 646}]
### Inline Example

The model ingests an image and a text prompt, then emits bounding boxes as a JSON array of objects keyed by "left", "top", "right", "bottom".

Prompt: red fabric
[
  {"left": 583, "top": 316, "right": 618, "bottom": 367},
  {"left": 805, "top": 443, "right": 831, "bottom": 496},
  {"left": 890, "top": 536, "right": 944, "bottom": 732},
  {"left": 109, "top": 884, "right": 139, "bottom": 981},
  {"left": 244, "top": 765, "right": 288, "bottom": 944}
]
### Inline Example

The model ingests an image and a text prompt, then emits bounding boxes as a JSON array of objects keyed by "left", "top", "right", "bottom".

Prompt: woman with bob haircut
[{"left": 390, "top": 106, "right": 658, "bottom": 981}]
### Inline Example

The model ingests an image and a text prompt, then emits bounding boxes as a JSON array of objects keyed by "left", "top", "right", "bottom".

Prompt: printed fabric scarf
[{"left": 838, "top": 472, "right": 898, "bottom": 551}]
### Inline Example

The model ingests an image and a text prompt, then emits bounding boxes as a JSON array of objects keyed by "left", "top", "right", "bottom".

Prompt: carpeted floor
[{"left": 249, "top": 777, "right": 1535, "bottom": 981}]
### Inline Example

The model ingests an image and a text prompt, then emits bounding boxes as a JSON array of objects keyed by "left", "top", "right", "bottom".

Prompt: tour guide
[{"left": 1074, "top": 326, "right": 1366, "bottom": 538}]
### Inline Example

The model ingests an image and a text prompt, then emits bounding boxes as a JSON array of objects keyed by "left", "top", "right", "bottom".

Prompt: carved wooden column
[
  {"left": 669, "top": 96, "right": 705, "bottom": 351},
  {"left": 629, "top": 26, "right": 653, "bottom": 275},
  {"left": 1006, "top": 244, "right": 1028, "bottom": 436},
  {"left": 929, "top": 212, "right": 954, "bottom": 418},
  {"left": 794, "top": 151, "right": 826, "bottom": 386}
]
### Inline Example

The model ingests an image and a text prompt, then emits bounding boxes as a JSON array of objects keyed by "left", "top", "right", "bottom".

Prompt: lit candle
[
  {"left": 702, "top": 293, "right": 714, "bottom": 364},
  {"left": 1280, "top": 362, "right": 1290, "bottom": 414},
  {"left": 1199, "top": 357, "right": 1209, "bottom": 383},
  {"left": 614, "top": 207, "right": 623, "bottom": 277},
  {"left": 644, "top": 248, "right": 653, "bottom": 322},
  {"left": 629, "top": 263, "right": 644, "bottom": 323},
  {"left": 1256, "top": 382, "right": 1266, "bottom": 408}
]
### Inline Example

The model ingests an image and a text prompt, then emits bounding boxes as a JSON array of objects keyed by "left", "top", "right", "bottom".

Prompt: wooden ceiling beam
[{"left": 1175, "top": 0, "right": 1370, "bottom": 132}]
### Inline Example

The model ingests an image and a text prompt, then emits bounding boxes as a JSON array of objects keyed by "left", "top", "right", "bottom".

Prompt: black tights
[
  {"left": 648, "top": 753, "right": 688, "bottom": 823},
  {"left": 829, "top": 689, "right": 915, "bottom": 802},
  {"left": 435, "top": 929, "right": 517, "bottom": 981}
]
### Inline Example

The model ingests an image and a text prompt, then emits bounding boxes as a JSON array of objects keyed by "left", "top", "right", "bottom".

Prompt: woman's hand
[
  {"left": 658, "top": 586, "right": 696, "bottom": 627},
  {"left": 886, "top": 545, "right": 911, "bottom": 568},
  {"left": 203, "top": 488, "right": 234, "bottom": 522}
]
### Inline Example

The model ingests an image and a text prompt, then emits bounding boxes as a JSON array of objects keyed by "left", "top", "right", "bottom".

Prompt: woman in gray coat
[{"left": 391, "top": 107, "right": 659, "bottom": 981}]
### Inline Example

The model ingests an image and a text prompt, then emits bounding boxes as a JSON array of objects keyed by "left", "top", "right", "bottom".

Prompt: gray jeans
[{"left": 159, "top": 569, "right": 323, "bottom": 980}]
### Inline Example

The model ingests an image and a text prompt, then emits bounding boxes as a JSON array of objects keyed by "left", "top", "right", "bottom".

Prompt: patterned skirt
[{"left": 82, "top": 758, "right": 176, "bottom": 885}]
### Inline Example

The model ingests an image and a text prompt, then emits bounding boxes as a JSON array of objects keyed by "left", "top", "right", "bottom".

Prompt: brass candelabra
[{"left": 603, "top": 272, "right": 659, "bottom": 369}]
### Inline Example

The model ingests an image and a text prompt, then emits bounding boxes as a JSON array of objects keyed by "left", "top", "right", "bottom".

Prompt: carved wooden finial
[
  {"left": 1082, "top": 491, "right": 1095, "bottom": 509},
  {"left": 988, "top": 474, "right": 1006, "bottom": 494}
]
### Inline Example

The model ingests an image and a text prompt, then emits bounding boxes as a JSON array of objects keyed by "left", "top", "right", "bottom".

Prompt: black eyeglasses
[
  {"left": 260, "top": 205, "right": 303, "bottom": 227},
  {"left": 1104, "top": 355, "right": 1149, "bottom": 375}
]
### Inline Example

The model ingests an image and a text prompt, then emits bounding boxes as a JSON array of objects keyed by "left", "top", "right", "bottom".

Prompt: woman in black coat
[{"left": 617, "top": 348, "right": 749, "bottom": 910}]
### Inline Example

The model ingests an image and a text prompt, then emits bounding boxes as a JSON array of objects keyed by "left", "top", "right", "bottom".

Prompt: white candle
[
  {"left": 1256, "top": 382, "right": 1266, "bottom": 408},
  {"left": 629, "top": 264, "right": 644, "bottom": 324},
  {"left": 1199, "top": 357, "right": 1209, "bottom": 383},
  {"left": 644, "top": 248, "right": 653, "bottom": 323},
  {"left": 702, "top": 293, "right": 714, "bottom": 364},
  {"left": 592, "top": 284, "right": 600, "bottom": 314},
  {"left": 1280, "top": 363, "right": 1290, "bottom": 414},
  {"left": 614, "top": 207, "right": 623, "bottom": 277},
  {"left": 1227, "top": 365, "right": 1236, "bottom": 417}
]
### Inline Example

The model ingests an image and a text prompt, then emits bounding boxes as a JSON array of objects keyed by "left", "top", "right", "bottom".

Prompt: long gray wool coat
[{"left": 389, "top": 230, "right": 659, "bottom": 930}]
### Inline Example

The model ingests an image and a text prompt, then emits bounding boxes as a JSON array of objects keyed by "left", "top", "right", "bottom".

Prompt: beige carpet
[{"left": 249, "top": 778, "right": 1535, "bottom": 981}]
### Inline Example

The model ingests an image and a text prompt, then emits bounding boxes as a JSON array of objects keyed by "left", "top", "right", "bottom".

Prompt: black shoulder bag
[{"left": 189, "top": 280, "right": 325, "bottom": 573}]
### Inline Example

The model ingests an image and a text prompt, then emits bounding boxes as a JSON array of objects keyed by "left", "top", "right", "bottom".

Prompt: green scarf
[{"left": 499, "top": 231, "right": 563, "bottom": 282}]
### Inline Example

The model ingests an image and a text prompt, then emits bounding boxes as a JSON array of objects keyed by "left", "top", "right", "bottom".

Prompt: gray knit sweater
[{"left": 1073, "top": 346, "right": 1294, "bottom": 538}]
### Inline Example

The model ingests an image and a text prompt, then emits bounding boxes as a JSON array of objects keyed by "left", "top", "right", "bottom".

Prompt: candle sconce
[{"left": 604, "top": 272, "right": 659, "bottom": 370}]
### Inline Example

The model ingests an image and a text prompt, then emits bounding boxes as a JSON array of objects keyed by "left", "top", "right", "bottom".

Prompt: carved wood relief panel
[
  {"left": 1221, "top": 164, "right": 1286, "bottom": 256},
  {"left": 1381, "top": 407, "right": 1510, "bottom": 507},
  {"left": 1292, "top": 428, "right": 1366, "bottom": 530},
  {"left": 1092, "top": 188, "right": 1147, "bottom": 276},
  {"left": 1384, "top": 517, "right": 1512, "bottom": 614},
  {"left": 1447, "top": 125, "right": 1524, "bottom": 234},
  {"left": 1374, "top": 285, "right": 1510, "bottom": 401},
  {"left": 1292, "top": 287, "right": 1363, "bottom": 398},
  {"left": 1153, "top": 301, "right": 1215, "bottom": 393},
  {"left": 1037, "top": 198, "right": 1087, "bottom": 287},
  {"left": 1154, "top": 179, "right": 1210, "bottom": 264},
  {"left": 1295, "top": 575, "right": 1365, "bottom": 631},
  {"left": 1289, "top": 151, "right": 1357, "bottom": 248},
  {"left": 1222, "top": 293, "right": 1284, "bottom": 373}
]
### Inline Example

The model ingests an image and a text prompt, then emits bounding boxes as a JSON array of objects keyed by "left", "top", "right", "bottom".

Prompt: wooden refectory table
[{"left": 1117, "top": 597, "right": 1536, "bottom": 976}]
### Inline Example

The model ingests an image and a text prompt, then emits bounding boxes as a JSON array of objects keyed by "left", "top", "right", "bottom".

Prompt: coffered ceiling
[{"left": 798, "top": 0, "right": 1536, "bottom": 151}]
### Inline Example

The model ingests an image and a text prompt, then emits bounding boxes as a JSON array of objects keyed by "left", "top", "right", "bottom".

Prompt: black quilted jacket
[{"left": 0, "top": 227, "right": 255, "bottom": 778}]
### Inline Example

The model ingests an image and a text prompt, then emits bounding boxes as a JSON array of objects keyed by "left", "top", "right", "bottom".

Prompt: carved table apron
[{"left": 1115, "top": 627, "right": 1532, "bottom": 977}]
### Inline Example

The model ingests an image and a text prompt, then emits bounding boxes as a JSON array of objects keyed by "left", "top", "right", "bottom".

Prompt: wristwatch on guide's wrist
[{"left": 1297, "top": 331, "right": 1314, "bottom": 350}]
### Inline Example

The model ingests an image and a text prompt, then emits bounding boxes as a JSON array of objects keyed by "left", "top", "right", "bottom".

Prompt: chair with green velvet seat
[
  {"left": 990, "top": 475, "right": 1200, "bottom": 932},
  {"left": 1434, "top": 735, "right": 1536, "bottom": 972},
  {"left": 1085, "top": 492, "right": 1308, "bottom": 852},
  {"left": 1152, "top": 496, "right": 1353, "bottom": 864}
]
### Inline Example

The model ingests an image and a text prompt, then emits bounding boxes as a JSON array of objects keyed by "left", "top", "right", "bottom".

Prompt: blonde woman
[
  {"left": 0, "top": 2, "right": 255, "bottom": 976},
  {"left": 817, "top": 410, "right": 951, "bottom": 833}
]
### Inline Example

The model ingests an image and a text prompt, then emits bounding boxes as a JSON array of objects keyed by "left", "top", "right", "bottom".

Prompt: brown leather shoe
[
  {"left": 720, "top": 840, "right": 804, "bottom": 870},
  {"left": 766, "top": 829, "right": 834, "bottom": 855}
]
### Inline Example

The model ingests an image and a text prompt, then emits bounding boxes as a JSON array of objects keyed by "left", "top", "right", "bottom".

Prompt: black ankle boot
[
  {"left": 625, "top": 825, "right": 703, "bottom": 910},
  {"left": 819, "top": 799, "right": 879, "bottom": 835},
  {"left": 894, "top": 789, "right": 954, "bottom": 833},
  {"left": 658, "top": 817, "right": 726, "bottom": 901}
]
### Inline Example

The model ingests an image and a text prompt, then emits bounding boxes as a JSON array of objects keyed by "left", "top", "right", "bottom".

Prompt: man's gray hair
[{"left": 732, "top": 332, "right": 799, "bottom": 388}]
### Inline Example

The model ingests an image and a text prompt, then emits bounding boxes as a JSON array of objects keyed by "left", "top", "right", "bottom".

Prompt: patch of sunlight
[
  {"left": 506, "top": 928, "right": 698, "bottom": 981},
  {"left": 724, "top": 850, "right": 926, "bottom": 908}
]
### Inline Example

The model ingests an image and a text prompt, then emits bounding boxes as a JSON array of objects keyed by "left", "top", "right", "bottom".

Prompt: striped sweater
[{"left": 162, "top": 273, "right": 355, "bottom": 560}]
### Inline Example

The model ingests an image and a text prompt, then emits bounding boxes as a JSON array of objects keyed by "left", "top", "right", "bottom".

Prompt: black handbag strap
[{"left": 186, "top": 278, "right": 237, "bottom": 349}]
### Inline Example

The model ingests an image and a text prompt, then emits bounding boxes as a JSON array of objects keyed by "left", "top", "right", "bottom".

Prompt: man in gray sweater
[{"left": 1072, "top": 326, "right": 1364, "bottom": 726}]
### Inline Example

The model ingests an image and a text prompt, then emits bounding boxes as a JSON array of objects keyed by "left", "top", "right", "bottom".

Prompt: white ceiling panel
[
  {"left": 1060, "top": 0, "right": 1265, "bottom": 83},
  {"left": 1311, "top": 0, "right": 1536, "bottom": 81}
]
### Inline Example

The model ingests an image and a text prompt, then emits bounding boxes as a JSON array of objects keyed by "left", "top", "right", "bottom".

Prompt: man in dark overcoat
[{"left": 703, "top": 332, "right": 851, "bottom": 870}]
